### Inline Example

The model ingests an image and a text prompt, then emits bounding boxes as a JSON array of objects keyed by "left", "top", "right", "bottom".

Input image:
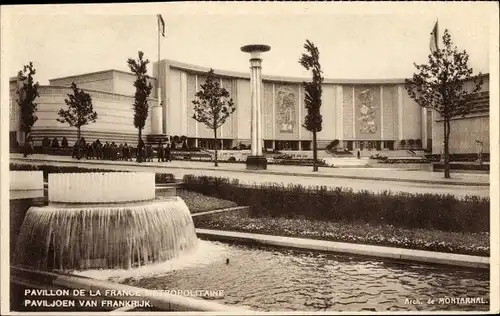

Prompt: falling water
[
  {"left": 14, "top": 198, "right": 198, "bottom": 270},
  {"left": 14, "top": 172, "right": 199, "bottom": 271}
]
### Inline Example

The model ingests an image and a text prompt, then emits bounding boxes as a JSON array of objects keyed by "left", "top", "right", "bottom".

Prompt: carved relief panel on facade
[
  {"left": 276, "top": 85, "right": 296, "bottom": 133},
  {"left": 357, "top": 88, "right": 378, "bottom": 134}
]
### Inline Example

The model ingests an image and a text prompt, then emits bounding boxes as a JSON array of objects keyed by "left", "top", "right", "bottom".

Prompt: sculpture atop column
[{"left": 241, "top": 44, "right": 271, "bottom": 170}]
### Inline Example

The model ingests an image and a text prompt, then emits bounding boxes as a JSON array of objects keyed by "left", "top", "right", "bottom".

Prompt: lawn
[{"left": 193, "top": 211, "right": 489, "bottom": 257}]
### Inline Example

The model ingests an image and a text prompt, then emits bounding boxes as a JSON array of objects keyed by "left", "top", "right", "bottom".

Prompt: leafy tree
[
  {"left": 57, "top": 82, "right": 98, "bottom": 142},
  {"left": 299, "top": 40, "right": 324, "bottom": 172},
  {"left": 192, "top": 69, "right": 235, "bottom": 167},
  {"left": 405, "top": 29, "right": 483, "bottom": 178},
  {"left": 127, "top": 51, "right": 153, "bottom": 162},
  {"left": 16, "top": 62, "right": 40, "bottom": 146}
]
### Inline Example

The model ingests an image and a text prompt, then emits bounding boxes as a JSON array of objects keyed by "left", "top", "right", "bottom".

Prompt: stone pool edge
[{"left": 196, "top": 229, "right": 489, "bottom": 270}]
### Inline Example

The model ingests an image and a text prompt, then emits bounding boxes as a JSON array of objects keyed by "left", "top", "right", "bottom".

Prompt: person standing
[
  {"left": 146, "top": 144, "right": 153, "bottom": 162},
  {"left": 476, "top": 140, "right": 484, "bottom": 165},
  {"left": 123, "top": 143, "right": 127, "bottom": 161},
  {"left": 23, "top": 134, "right": 33, "bottom": 157},
  {"left": 72, "top": 140, "right": 78, "bottom": 159},
  {"left": 157, "top": 141, "right": 164, "bottom": 162},
  {"left": 169, "top": 139, "right": 175, "bottom": 161}
]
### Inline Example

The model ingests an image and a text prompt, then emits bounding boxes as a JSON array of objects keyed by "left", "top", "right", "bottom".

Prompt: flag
[
  {"left": 157, "top": 14, "right": 165, "bottom": 37},
  {"left": 429, "top": 20, "right": 438, "bottom": 52}
]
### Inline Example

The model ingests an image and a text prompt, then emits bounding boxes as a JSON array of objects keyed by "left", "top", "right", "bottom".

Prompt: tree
[
  {"left": 16, "top": 62, "right": 40, "bottom": 147},
  {"left": 127, "top": 51, "right": 153, "bottom": 162},
  {"left": 192, "top": 69, "right": 235, "bottom": 167},
  {"left": 405, "top": 29, "right": 483, "bottom": 178},
  {"left": 57, "top": 82, "right": 98, "bottom": 143},
  {"left": 299, "top": 40, "right": 324, "bottom": 172}
]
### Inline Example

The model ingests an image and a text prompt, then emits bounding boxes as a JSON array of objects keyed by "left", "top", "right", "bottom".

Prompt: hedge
[
  {"left": 425, "top": 153, "right": 490, "bottom": 162},
  {"left": 9, "top": 164, "right": 176, "bottom": 184},
  {"left": 270, "top": 159, "right": 328, "bottom": 166},
  {"left": 432, "top": 163, "right": 490, "bottom": 172},
  {"left": 182, "top": 175, "right": 489, "bottom": 233}
]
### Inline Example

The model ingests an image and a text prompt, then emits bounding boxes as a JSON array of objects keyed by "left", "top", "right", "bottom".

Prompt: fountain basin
[
  {"left": 14, "top": 197, "right": 198, "bottom": 270},
  {"left": 10, "top": 171, "right": 44, "bottom": 191},
  {"left": 48, "top": 172, "right": 155, "bottom": 203}
]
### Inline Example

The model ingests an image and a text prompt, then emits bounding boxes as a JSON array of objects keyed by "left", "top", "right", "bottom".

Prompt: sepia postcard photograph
[{"left": 1, "top": 2, "right": 498, "bottom": 315}]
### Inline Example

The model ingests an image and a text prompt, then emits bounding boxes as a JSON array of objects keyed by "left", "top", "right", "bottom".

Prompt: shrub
[
  {"left": 155, "top": 173, "right": 176, "bottom": 184},
  {"left": 182, "top": 175, "right": 489, "bottom": 233},
  {"left": 369, "top": 154, "right": 388, "bottom": 161},
  {"left": 400, "top": 140, "right": 406, "bottom": 147},
  {"left": 61, "top": 137, "right": 69, "bottom": 148},
  {"left": 42, "top": 137, "right": 51, "bottom": 147},
  {"left": 327, "top": 139, "right": 340, "bottom": 151},
  {"left": 432, "top": 163, "right": 489, "bottom": 172},
  {"left": 415, "top": 139, "right": 422, "bottom": 147},
  {"left": 51, "top": 137, "right": 60, "bottom": 148},
  {"left": 270, "top": 158, "right": 328, "bottom": 167}
]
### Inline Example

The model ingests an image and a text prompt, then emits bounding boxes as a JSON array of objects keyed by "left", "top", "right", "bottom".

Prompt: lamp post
[{"left": 241, "top": 44, "right": 271, "bottom": 170}]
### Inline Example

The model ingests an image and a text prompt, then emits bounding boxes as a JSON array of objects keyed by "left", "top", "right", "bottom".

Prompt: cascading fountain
[{"left": 14, "top": 172, "right": 198, "bottom": 271}]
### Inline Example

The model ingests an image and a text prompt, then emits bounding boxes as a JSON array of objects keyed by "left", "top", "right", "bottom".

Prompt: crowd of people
[{"left": 71, "top": 137, "right": 175, "bottom": 162}]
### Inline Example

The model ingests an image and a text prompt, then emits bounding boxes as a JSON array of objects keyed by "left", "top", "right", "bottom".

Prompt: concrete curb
[
  {"left": 192, "top": 206, "right": 250, "bottom": 217},
  {"left": 11, "top": 156, "right": 490, "bottom": 186},
  {"left": 196, "top": 229, "right": 489, "bottom": 270},
  {"left": 12, "top": 266, "right": 249, "bottom": 312}
]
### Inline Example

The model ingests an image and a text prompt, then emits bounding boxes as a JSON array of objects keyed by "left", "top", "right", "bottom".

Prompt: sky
[{"left": 1, "top": 2, "right": 495, "bottom": 85}]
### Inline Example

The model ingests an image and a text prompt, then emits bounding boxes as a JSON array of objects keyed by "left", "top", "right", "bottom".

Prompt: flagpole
[{"left": 157, "top": 15, "right": 162, "bottom": 135}]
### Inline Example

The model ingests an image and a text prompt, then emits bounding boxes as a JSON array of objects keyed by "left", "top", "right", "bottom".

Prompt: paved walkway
[{"left": 10, "top": 154, "right": 490, "bottom": 198}]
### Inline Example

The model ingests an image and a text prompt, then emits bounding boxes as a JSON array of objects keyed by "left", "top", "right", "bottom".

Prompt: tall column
[
  {"left": 149, "top": 61, "right": 166, "bottom": 145},
  {"left": 151, "top": 88, "right": 163, "bottom": 134},
  {"left": 241, "top": 44, "right": 271, "bottom": 170},
  {"left": 421, "top": 107, "right": 428, "bottom": 149},
  {"left": 254, "top": 60, "right": 262, "bottom": 156}
]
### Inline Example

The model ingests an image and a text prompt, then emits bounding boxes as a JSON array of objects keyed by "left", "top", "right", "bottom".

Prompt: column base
[{"left": 246, "top": 155, "right": 267, "bottom": 170}]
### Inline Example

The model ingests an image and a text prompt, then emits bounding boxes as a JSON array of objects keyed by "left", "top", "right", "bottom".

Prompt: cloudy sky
[{"left": 1, "top": 2, "right": 495, "bottom": 85}]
